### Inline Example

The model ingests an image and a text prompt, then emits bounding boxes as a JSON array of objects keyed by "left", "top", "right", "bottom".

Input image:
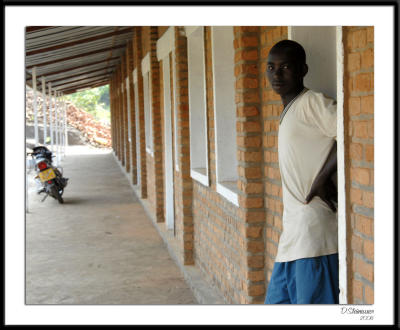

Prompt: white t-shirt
[{"left": 275, "top": 88, "right": 338, "bottom": 262}]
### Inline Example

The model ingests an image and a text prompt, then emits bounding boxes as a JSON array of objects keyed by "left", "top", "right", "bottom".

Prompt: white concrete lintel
[
  {"left": 157, "top": 26, "right": 175, "bottom": 61},
  {"left": 141, "top": 53, "right": 151, "bottom": 75},
  {"left": 185, "top": 26, "right": 201, "bottom": 38}
]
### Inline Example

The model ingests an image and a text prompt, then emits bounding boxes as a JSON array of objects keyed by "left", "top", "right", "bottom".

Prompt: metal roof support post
[
  {"left": 64, "top": 97, "right": 68, "bottom": 156},
  {"left": 58, "top": 92, "right": 62, "bottom": 162},
  {"left": 48, "top": 82, "right": 54, "bottom": 152},
  {"left": 41, "top": 76, "right": 47, "bottom": 145},
  {"left": 60, "top": 93, "right": 64, "bottom": 159},
  {"left": 54, "top": 90, "right": 59, "bottom": 166},
  {"left": 32, "top": 67, "right": 39, "bottom": 146},
  {"left": 62, "top": 93, "right": 66, "bottom": 158},
  {"left": 58, "top": 92, "right": 63, "bottom": 161}
]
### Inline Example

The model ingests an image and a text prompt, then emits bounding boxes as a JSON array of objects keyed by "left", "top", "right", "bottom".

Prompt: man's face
[{"left": 266, "top": 48, "right": 305, "bottom": 96}]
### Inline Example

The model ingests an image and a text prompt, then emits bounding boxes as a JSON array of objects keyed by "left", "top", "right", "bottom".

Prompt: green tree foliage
[{"left": 66, "top": 85, "right": 110, "bottom": 123}]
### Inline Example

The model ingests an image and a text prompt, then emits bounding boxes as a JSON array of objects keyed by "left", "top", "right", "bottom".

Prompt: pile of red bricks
[{"left": 26, "top": 89, "right": 112, "bottom": 148}]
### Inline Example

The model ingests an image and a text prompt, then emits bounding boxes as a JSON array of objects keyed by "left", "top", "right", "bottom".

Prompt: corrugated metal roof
[{"left": 26, "top": 26, "right": 134, "bottom": 94}]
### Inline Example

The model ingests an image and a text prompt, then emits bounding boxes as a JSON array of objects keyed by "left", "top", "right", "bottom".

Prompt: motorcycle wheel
[{"left": 51, "top": 185, "right": 64, "bottom": 204}]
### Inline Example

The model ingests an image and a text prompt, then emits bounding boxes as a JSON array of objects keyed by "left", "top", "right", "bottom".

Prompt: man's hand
[
  {"left": 305, "top": 141, "right": 338, "bottom": 213},
  {"left": 305, "top": 174, "right": 337, "bottom": 212}
]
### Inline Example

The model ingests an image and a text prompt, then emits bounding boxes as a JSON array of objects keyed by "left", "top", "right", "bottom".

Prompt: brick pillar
[
  {"left": 233, "top": 26, "right": 266, "bottom": 304},
  {"left": 115, "top": 70, "right": 120, "bottom": 160},
  {"left": 117, "top": 68, "right": 123, "bottom": 162},
  {"left": 259, "top": 27, "right": 288, "bottom": 293},
  {"left": 127, "top": 39, "right": 137, "bottom": 184},
  {"left": 122, "top": 55, "right": 130, "bottom": 172},
  {"left": 134, "top": 27, "right": 147, "bottom": 199},
  {"left": 174, "top": 26, "right": 194, "bottom": 265},
  {"left": 110, "top": 78, "right": 115, "bottom": 152},
  {"left": 121, "top": 57, "right": 128, "bottom": 167},
  {"left": 150, "top": 26, "right": 165, "bottom": 222},
  {"left": 343, "top": 26, "right": 374, "bottom": 305}
]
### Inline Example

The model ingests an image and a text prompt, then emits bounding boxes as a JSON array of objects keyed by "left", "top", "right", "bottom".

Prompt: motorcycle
[{"left": 27, "top": 146, "right": 69, "bottom": 204}]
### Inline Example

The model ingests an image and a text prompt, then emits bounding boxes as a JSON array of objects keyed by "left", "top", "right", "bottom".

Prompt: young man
[{"left": 264, "top": 39, "right": 339, "bottom": 304}]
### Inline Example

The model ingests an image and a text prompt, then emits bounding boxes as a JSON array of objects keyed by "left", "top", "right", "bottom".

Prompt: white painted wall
[
  {"left": 290, "top": 26, "right": 337, "bottom": 99},
  {"left": 162, "top": 56, "right": 175, "bottom": 230},
  {"left": 133, "top": 69, "right": 141, "bottom": 190},
  {"left": 290, "top": 26, "right": 347, "bottom": 303},
  {"left": 186, "top": 26, "right": 209, "bottom": 186},
  {"left": 211, "top": 26, "right": 239, "bottom": 206},
  {"left": 142, "top": 53, "right": 153, "bottom": 155}
]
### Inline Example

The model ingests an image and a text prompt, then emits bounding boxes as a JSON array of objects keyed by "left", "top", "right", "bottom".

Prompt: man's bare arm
[{"left": 305, "top": 141, "right": 337, "bottom": 212}]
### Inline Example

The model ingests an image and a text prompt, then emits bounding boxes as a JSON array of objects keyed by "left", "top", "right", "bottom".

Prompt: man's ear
[{"left": 302, "top": 63, "right": 308, "bottom": 77}]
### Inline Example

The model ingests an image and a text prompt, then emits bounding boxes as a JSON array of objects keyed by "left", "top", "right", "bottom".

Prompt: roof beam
[
  {"left": 36, "top": 67, "right": 113, "bottom": 87},
  {"left": 26, "top": 57, "right": 120, "bottom": 82},
  {"left": 26, "top": 45, "right": 126, "bottom": 69},
  {"left": 26, "top": 26, "right": 56, "bottom": 33},
  {"left": 62, "top": 79, "right": 110, "bottom": 94},
  {"left": 26, "top": 27, "right": 133, "bottom": 56},
  {"left": 51, "top": 73, "right": 112, "bottom": 89}
]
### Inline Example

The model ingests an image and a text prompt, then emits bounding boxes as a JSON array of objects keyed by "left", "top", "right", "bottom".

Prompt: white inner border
[{"left": 6, "top": 5, "right": 393, "bottom": 326}]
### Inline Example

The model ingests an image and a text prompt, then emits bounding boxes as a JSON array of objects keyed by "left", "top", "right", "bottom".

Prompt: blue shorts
[{"left": 264, "top": 253, "right": 339, "bottom": 304}]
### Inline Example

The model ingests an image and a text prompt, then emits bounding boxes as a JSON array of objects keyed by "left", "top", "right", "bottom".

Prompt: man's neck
[{"left": 281, "top": 85, "right": 305, "bottom": 108}]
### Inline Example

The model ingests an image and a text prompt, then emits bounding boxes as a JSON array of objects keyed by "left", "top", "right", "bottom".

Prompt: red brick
[
  {"left": 235, "top": 91, "right": 260, "bottom": 104},
  {"left": 354, "top": 73, "right": 373, "bottom": 92},
  {"left": 238, "top": 26, "right": 259, "bottom": 33},
  {"left": 238, "top": 150, "right": 262, "bottom": 162},
  {"left": 241, "top": 210, "right": 265, "bottom": 223},
  {"left": 350, "top": 187, "right": 363, "bottom": 204},
  {"left": 352, "top": 279, "right": 364, "bottom": 301},
  {"left": 246, "top": 226, "right": 263, "bottom": 238},
  {"left": 367, "top": 120, "right": 374, "bottom": 138},
  {"left": 236, "top": 35, "right": 259, "bottom": 48},
  {"left": 237, "top": 106, "right": 259, "bottom": 117},
  {"left": 266, "top": 241, "right": 278, "bottom": 256},
  {"left": 351, "top": 234, "right": 363, "bottom": 254},
  {"left": 247, "top": 255, "right": 264, "bottom": 268},
  {"left": 237, "top": 136, "right": 261, "bottom": 148},
  {"left": 239, "top": 196, "right": 264, "bottom": 208},
  {"left": 365, "top": 285, "right": 374, "bottom": 304},
  {"left": 361, "top": 48, "right": 374, "bottom": 69},
  {"left": 262, "top": 105, "right": 274, "bottom": 117},
  {"left": 355, "top": 214, "right": 374, "bottom": 237},
  {"left": 248, "top": 270, "right": 265, "bottom": 282},
  {"left": 234, "top": 63, "right": 259, "bottom": 77},
  {"left": 241, "top": 182, "right": 263, "bottom": 194},
  {"left": 248, "top": 284, "right": 265, "bottom": 297},
  {"left": 363, "top": 239, "right": 374, "bottom": 261},
  {"left": 235, "top": 49, "right": 258, "bottom": 62},
  {"left": 353, "top": 29, "right": 367, "bottom": 49},
  {"left": 237, "top": 121, "right": 261, "bottom": 133},
  {"left": 272, "top": 27, "right": 283, "bottom": 40},
  {"left": 363, "top": 191, "right": 374, "bottom": 208},
  {"left": 350, "top": 143, "right": 363, "bottom": 160},
  {"left": 366, "top": 27, "right": 374, "bottom": 44},
  {"left": 353, "top": 121, "right": 369, "bottom": 138},
  {"left": 360, "top": 95, "right": 374, "bottom": 114},
  {"left": 365, "top": 144, "right": 374, "bottom": 162},
  {"left": 347, "top": 52, "right": 360, "bottom": 72},
  {"left": 355, "top": 257, "right": 374, "bottom": 283},
  {"left": 352, "top": 167, "right": 370, "bottom": 185},
  {"left": 247, "top": 240, "right": 265, "bottom": 253},
  {"left": 274, "top": 216, "right": 283, "bottom": 231},
  {"left": 239, "top": 166, "right": 262, "bottom": 179},
  {"left": 236, "top": 77, "right": 259, "bottom": 89},
  {"left": 349, "top": 97, "right": 361, "bottom": 115}
]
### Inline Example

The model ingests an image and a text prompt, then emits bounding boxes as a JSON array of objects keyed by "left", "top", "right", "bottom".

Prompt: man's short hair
[{"left": 270, "top": 40, "right": 306, "bottom": 65}]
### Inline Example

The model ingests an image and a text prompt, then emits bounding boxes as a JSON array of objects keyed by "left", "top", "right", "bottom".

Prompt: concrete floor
[{"left": 26, "top": 146, "right": 198, "bottom": 305}]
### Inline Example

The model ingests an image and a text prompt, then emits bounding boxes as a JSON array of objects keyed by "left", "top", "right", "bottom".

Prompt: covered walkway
[{"left": 26, "top": 146, "right": 197, "bottom": 305}]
